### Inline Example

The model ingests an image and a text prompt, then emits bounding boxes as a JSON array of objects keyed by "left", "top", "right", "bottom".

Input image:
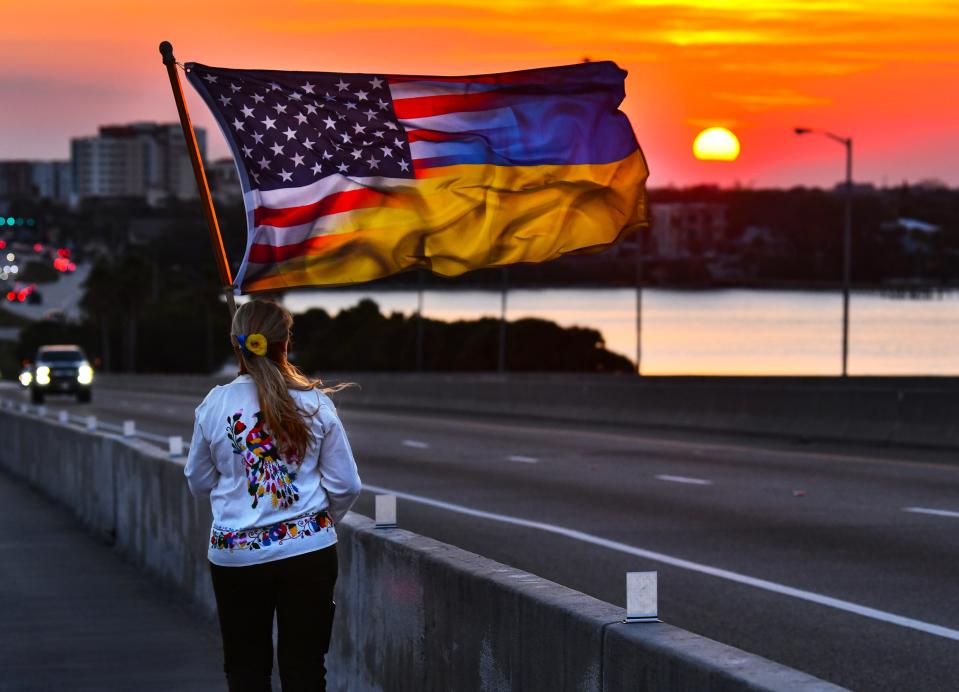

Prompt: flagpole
[
  {"left": 158, "top": 41, "right": 237, "bottom": 319},
  {"left": 415, "top": 269, "right": 425, "bottom": 372},
  {"left": 635, "top": 230, "right": 644, "bottom": 376},
  {"left": 497, "top": 267, "right": 509, "bottom": 373}
]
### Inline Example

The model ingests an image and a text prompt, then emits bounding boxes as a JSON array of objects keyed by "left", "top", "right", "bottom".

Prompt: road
[{"left": 11, "top": 382, "right": 959, "bottom": 691}]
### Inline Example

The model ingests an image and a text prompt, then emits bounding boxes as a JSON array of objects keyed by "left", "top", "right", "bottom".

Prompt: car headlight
[
  {"left": 36, "top": 365, "right": 50, "bottom": 386},
  {"left": 77, "top": 363, "right": 94, "bottom": 385},
  {"left": 19, "top": 371, "right": 32, "bottom": 386}
]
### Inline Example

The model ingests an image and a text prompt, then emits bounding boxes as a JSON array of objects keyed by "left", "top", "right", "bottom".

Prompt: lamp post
[{"left": 795, "top": 127, "right": 853, "bottom": 377}]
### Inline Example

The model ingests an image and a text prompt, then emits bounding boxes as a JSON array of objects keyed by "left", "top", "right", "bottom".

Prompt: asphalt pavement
[{"left": 10, "top": 381, "right": 959, "bottom": 691}]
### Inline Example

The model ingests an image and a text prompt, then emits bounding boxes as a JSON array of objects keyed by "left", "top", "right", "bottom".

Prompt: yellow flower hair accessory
[{"left": 237, "top": 332, "right": 268, "bottom": 357}]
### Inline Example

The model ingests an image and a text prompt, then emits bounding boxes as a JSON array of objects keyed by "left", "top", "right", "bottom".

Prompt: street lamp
[{"left": 795, "top": 126, "right": 853, "bottom": 377}]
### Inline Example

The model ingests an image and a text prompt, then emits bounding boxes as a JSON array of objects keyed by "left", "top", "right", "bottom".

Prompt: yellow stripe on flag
[{"left": 243, "top": 149, "right": 648, "bottom": 292}]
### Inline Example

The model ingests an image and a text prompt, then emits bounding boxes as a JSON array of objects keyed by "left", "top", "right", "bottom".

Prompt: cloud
[
  {"left": 713, "top": 88, "right": 830, "bottom": 110},
  {"left": 719, "top": 60, "right": 878, "bottom": 76}
]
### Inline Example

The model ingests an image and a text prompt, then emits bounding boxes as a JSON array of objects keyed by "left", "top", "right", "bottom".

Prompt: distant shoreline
[{"left": 282, "top": 283, "right": 959, "bottom": 297}]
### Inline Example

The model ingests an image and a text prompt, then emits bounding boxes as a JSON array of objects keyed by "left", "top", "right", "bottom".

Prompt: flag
[{"left": 185, "top": 61, "right": 648, "bottom": 293}]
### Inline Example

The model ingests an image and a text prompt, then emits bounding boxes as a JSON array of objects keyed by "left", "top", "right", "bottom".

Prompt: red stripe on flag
[
  {"left": 393, "top": 92, "right": 500, "bottom": 120},
  {"left": 249, "top": 232, "right": 359, "bottom": 263},
  {"left": 254, "top": 188, "right": 386, "bottom": 228},
  {"left": 387, "top": 68, "right": 580, "bottom": 85},
  {"left": 388, "top": 74, "right": 514, "bottom": 84},
  {"left": 406, "top": 129, "right": 463, "bottom": 143}
]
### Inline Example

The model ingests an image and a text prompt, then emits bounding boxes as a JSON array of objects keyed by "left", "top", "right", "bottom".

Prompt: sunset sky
[{"left": 3, "top": 0, "right": 958, "bottom": 188}]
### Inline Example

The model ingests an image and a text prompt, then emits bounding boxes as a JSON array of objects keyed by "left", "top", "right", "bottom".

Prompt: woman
[{"left": 185, "top": 299, "right": 361, "bottom": 692}]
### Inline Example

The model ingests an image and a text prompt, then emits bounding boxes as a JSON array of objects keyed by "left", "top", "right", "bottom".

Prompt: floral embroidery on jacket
[
  {"left": 226, "top": 410, "right": 300, "bottom": 510},
  {"left": 210, "top": 511, "right": 332, "bottom": 551}
]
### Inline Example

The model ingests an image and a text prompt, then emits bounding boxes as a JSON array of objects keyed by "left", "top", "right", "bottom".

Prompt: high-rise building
[
  {"left": 70, "top": 123, "right": 206, "bottom": 204},
  {"left": 209, "top": 158, "right": 243, "bottom": 203},
  {"left": 31, "top": 161, "right": 73, "bottom": 203},
  {"left": 0, "top": 160, "right": 72, "bottom": 203}
]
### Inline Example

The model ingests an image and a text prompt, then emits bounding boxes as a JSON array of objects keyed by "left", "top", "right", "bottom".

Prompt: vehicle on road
[{"left": 28, "top": 344, "right": 93, "bottom": 404}]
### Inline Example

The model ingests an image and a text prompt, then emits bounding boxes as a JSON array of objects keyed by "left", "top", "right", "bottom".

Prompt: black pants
[{"left": 210, "top": 544, "right": 338, "bottom": 692}]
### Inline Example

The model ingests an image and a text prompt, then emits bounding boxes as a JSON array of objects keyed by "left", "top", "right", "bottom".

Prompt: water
[{"left": 281, "top": 288, "right": 959, "bottom": 375}]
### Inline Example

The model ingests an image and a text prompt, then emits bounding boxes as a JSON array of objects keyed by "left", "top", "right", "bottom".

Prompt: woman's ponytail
[{"left": 230, "top": 300, "right": 325, "bottom": 462}]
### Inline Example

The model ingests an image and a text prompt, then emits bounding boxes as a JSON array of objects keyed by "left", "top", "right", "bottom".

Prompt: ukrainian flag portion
[{"left": 186, "top": 61, "right": 648, "bottom": 293}]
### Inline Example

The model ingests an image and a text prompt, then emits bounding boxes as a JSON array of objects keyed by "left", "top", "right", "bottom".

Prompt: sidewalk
[{"left": 0, "top": 470, "right": 225, "bottom": 692}]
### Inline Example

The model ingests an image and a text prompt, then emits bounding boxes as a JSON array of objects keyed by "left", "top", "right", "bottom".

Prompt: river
[{"left": 281, "top": 287, "right": 959, "bottom": 375}]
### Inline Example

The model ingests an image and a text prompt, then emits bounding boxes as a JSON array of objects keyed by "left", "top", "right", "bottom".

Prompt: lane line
[
  {"left": 363, "top": 483, "right": 959, "bottom": 643},
  {"left": 903, "top": 507, "right": 959, "bottom": 519},
  {"left": 507, "top": 455, "right": 539, "bottom": 464},
  {"left": 402, "top": 439, "right": 430, "bottom": 449},
  {"left": 656, "top": 474, "right": 713, "bottom": 486},
  {"left": 345, "top": 407, "right": 959, "bottom": 473}
]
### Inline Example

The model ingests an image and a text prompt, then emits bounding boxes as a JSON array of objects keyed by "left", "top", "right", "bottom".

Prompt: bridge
[{"left": 2, "top": 373, "right": 958, "bottom": 690}]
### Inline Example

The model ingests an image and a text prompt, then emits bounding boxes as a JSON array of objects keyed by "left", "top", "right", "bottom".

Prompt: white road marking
[
  {"left": 401, "top": 439, "right": 430, "bottom": 449},
  {"left": 656, "top": 474, "right": 713, "bottom": 486},
  {"left": 363, "top": 483, "right": 959, "bottom": 643},
  {"left": 903, "top": 507, "right": 959, "bottom": 519},
  {"left": 507, "top": 455, "right": 539, "bottom": 464},
  {"left": 350, "top": 408, "right": 957, "bottom": 473}
]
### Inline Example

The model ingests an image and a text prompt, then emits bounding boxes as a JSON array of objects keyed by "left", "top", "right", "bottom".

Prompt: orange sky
[{"left": 3, "top": 0, "right": 958, "bottom": 187}]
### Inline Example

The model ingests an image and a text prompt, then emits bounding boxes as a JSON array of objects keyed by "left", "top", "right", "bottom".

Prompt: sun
[{"left": 693, "top": 127, "right": 740, "bottom": 161}]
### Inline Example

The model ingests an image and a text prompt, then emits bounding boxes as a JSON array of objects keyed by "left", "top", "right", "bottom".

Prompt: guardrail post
[
  {"left": 624, "top": 571, "right": 658, "bottom": 623},
  {"left": 58, "top": 410, "right": 69, "bottom": 424},
  {"left": 375, "top": 494, "right": 397, "bottom": 528},
  {"left": 168, "top": 436, "right": 184, "bottom": 458},
  {"left": 123, "top": 420, "right": 136, "bottom": 437},
  {"left": 36, "top": 405, "right": 47, "bottom": 417},
  {"left": 19, "top": 403, "right": 29, "bottom": 414},
  {"left": 85, "top": 415, "right": 97, "bottom": 432}
]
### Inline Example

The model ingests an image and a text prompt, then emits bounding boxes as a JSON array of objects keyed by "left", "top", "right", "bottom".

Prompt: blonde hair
[{"left": 230, "top": 299, "right": 346, "bottom": 462}]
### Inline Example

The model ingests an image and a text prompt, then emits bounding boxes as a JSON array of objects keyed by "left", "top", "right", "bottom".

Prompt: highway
[{"left": 12, "top": 382, "right": 959, "bottom": 691}]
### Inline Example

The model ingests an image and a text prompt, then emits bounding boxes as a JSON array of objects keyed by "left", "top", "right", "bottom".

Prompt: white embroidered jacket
[{"left": 185, "top": 375, "right": 362, "bottom": 566}]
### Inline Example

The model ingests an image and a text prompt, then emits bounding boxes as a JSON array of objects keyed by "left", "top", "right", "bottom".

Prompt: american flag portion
[{"left": 185, "top": 61, "right": 647, "bottom": 293}]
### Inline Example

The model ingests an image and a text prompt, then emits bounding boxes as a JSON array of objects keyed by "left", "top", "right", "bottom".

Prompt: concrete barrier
[
  {"left": 0, "top": 409, "right": 845, "bottom": 691},
  {"left": 99, "top": 372, "right": 959, "bottom": 451}
]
